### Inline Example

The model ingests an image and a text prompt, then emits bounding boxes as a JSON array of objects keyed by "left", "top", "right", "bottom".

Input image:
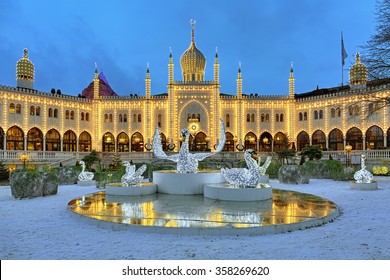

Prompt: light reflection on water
[{"left": 68, "top": 189, "right": 337, "bottom": 229}]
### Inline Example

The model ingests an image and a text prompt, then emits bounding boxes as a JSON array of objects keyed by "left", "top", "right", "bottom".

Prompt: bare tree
[{"left": 361, "top": 0, "right": 390, "bottom": 80}]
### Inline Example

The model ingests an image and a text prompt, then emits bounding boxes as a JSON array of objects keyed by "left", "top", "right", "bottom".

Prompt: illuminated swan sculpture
[
  {"left": 221, "top": 149, "right": 270, "bottom": 187},
  {"left": 78, "top": 160, "right": 94, "bottom": 181},
  {"left": 152, "top": 119, "right": 226, "bottom": 173},
  {"left": 354, "top": 154, "right": 373, "bottom": 183},
  {"left": 121, "top": 161, "right": 147, "bottom": 186}
]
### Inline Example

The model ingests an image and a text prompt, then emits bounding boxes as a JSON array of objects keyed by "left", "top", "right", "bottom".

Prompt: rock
[
  {"left": 302, "top": 160, "right": 331, "bottom": 179},
  {"left": 55, "top": 166, "right": 80, "bottom": 185},
  {"left": 10, "top": 170, "right": 58, "bottom": 199},
  {"left": 278, "top": 165, "right": 309, "bottom": 184}
]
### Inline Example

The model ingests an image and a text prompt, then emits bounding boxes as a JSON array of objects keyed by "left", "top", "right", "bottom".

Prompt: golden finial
[
  {"left": 23, "top": 48, "right": 28, "bottom": 58},
  {"left": 190, "top": 19, "right": 196, "bottom": 43}
]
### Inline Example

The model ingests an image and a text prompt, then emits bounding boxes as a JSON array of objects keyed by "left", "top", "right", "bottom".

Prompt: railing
[{"left": 2, "top": 149, "right": 390, "bottom": 167}]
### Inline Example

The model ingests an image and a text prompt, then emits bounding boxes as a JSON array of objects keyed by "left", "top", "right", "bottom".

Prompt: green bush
[{"left": 267, "top": 162, "right": 282, "bottom": 179}]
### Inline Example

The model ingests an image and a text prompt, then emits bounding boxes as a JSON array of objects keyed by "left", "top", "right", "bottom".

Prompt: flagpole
[
  {"left": 341, "top": 31, "right": 348, "bottom": 86},
  {"left": 341, "top": 32, "right": 344, "bottom": 86}
]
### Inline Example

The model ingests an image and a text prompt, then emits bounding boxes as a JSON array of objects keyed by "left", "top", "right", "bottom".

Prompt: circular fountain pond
[{"left": 68, "top": 188, "right": 339, "bottom": 235}]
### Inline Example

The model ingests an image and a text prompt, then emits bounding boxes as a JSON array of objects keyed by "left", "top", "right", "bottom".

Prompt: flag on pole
[{"left": 341, "top": 32, "right": 348, "bottom": 66}]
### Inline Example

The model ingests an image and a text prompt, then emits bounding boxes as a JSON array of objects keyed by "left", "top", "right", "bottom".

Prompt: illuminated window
[
  {"left": 16, "top": 104, "right": 21, "bottom": 114},
  {"left": 226, "top": 114, "right": 230, "bottom": 128},
  {"left": 48, "top": 108, "right": 53, "bottom": 118},
  {"left": 30, "top": 105, "right": 35, "bottom": 116},
  {"left": 157, "top": 114, "right": 162, "bottom": 128},
  {"left": 65, "top": 110, "right": 70, "bottom": 119},
  {"left": 104, "top": 114, "right": 109, "bottom": 123},
  {"left": 265, "top": 113, "right": 269, "bottom": 122},
  {"left": 9, "top": 103, "right": 15, "bottom": 113}
]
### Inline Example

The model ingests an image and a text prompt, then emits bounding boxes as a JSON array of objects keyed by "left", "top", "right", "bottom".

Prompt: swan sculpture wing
[
  {"left": 194, "top": 119, "right": 226, "bottom": 161},
  {"left": 152, "top": 127, "right": 179, "bottom": 162}
]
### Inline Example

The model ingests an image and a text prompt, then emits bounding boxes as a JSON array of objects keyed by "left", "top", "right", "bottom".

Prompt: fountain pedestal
[
  {"left": 153, "top": 170, "right": 225, "bottom": 194},
  {"left": 204, "top": 183, "right": 272, "bottom": 201},
  {"left": 349, "top": 181, "right": 378, "bottom": 190},
  {"left": 77, "top": 180, "right": 96, "bottom": 187},
  {"left": 106, "top": 182, "right": 157, "bottom": 196}
]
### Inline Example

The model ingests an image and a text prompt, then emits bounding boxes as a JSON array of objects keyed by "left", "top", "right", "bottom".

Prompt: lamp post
[
  {"left": 19, "top": 153, "right": 29, "bottom": 170},
  {"left": 345, "top": 143, "right": 352, "bottom": 167}
]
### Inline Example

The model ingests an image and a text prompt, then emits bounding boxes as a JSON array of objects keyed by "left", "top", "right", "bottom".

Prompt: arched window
[
  {"left": 225, "top": 114, "right": 230, "bottom": 128},
  {"left": 131, "top": 132, "right": 144, "bottom": 152},
  {"left": 109, "top": 114, "right": 113, "bottom": 123},
  {"left": 280, "top": 113, "right": 284, "bottom": 122},
  {"left": 348, "top": 105, "right": 354, "bottom": 116},
  {"left": 319, "top": 109, "right": 323, "bottom": 119},
  {"left": 366, "top": 125, "right": 384, "bottom": 150},
  {"left": 54, "top": 108, "right": 58, "bottom": 118},
  {"left": 331, "top": 108, "right": 336, "bottom": 118},
  {"left": 274, "top": 132, "right": 287, "bottom": 152},
  {"left": 197, "top": 113, "right": 200, "bottom": 122},
  {"left": 6, "top": 126, "right": 24, "bottom": 150},
  {"left": 251, "top": 113, "right": 255, "bottom": 122},
  {"left": 314, "top": 110, "right": 319, "bottom": 119},
  {"left": 299, "top": 112, "right": 303, "bottom": 121},
  {"left": 265, "top": 113, "right": 269, "bottom": 122},
  {"left": 157, "top": 114, "right": 162, "bottom": 128},
  {"left": 138, "top": 113, "right": 141, "bottom": 122},
  {"left": 35, "top": 106, "right": 41, "bottom": 117},
  {"left": 246, "top": 114, "right": 250, "bottom": 122},
  {"left": 123, "top": 113, "right": 127, "bottom": 122},
  {"left": 9, "top": 103, "right": 15, "bottom": 113},
  {"left": 16, "top": 104, "right": 21, "bottom": 114},
  {"left": 223, "top": 132, "right": 234, "bottom": 151},
  {"left": 63, "top": 130, "right": 77, "bottom": 151},
  {"left": 79, "top": 131, "right": 92, "bottom": 152},
  {"left": 27, "top": 127, "right": 43, "bottom": 150},
  {"left": 70, "top": 110, "right": 74, "bottom": 120},
  {"left": 102, "top": 132, "right": 115, "bottom": 152},
  {"left": 119, "top": 114, "right": 123, "bottom": 123},
  {"left": 312, "top": 130, "right": 326, "bottom": 150},
  {"left": 65, "top": 110, "right": 70, "bottom": 119},
  {"left": 81, "top": 112, "right": 84, "bottom": 121},
  {"left": 30, "top": 105, "right": 35, "bottom": 116},
  {"left": 85, "top": 112, "right": 89, "bottom": 121},
  {"left": 303, "top": 112, "right": 307, "bottom": 121},
  {"left": 259, "top": 132, "right": 272, "bottom": 152},
  {"left": 297, "top": 131, "right": 310, "bottom": 151},
  {"left": 346, "top": 127, "right": 363, "bottom": 150},
  {"left": 117, "top": 132, "right": 129, "bottom": 152},
  {"left": 354, "top": 105, "right": 360, "bottom": 116},
  {"left": 245, "top": 132, "right": 257, "bottom": 150},
  {"left": 49, "top": 108, "right": 53, "bottom": 118},
  {"left": 46, "top": 129, "right": 61, "bottom": 151},
  {"left": 329, "top": 128, "right": 344, "bottom": 151},
  {"left": 275, "top": 113, "right": 279, "bottom": 122},
  {"left": 133, "top": 114, "right": 137, "bottom": 123},
  {"left": 261, "top": 113, "right": 265, "bottom": 122},
  {"left": 336, "top": 107, "right": 341, "bottom": 117},
  {"left": 104, "top": 114, "right": 109, "bottom": 123}
]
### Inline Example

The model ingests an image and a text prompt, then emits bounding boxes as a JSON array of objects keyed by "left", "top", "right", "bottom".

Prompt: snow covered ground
[{"left": 1, "top": 178, "right": 390, "bottom": 260}]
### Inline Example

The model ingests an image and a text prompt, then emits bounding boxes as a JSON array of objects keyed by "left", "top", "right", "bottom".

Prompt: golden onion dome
[
  {"left": 180, "top": 20, "right": 206, "bottom": 82},
  {"left": 16, "top": 48, "right": 35, "bottom": 81},
  {"left": 349, "top": 53, "right": 367, "bottom": 86}
]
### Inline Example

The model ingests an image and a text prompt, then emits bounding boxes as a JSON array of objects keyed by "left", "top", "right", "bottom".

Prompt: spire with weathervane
[
  {"left": 145, "top": 62, "right": 151, "bottom": 99},
  {"left": 289, "top": 62, "right": 295, "bottom": 98}
]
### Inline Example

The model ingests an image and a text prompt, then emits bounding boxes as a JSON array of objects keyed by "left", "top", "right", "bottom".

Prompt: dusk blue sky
[{"left": 0, "top": 0, "right": 378, "bottom": 96}]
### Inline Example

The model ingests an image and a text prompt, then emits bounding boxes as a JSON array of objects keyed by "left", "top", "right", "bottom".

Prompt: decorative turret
[
  {"left": 349, "top": 53, "right": 367, "bottom": 87},
  {"left": 289, "top": 62, "right": 295, "bottom": 97},
  {"left": 213, "top": 48, "right": 219, "bottom": 84},
  {"left": 93, "top": 64, "right": 100, "bottom": 99},
  {"left": 145, "top": 63, "right": 151, "bottom": 98},
  {"left": 168, "top": 48, "right": 174, "bottom": 84},
  {"left": 180, "top": 20, "right": 206, "bottom": 82},
  {"left": 16, "top": 48, "right": 35, "bottom": 89},
  {"left": 237, "top": 63, "right": 242, "bottom": 98}
]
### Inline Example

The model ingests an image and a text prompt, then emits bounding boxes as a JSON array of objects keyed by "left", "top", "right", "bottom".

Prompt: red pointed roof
[{"left": 81, "top": 72, "right": 118, "bottom": 99}]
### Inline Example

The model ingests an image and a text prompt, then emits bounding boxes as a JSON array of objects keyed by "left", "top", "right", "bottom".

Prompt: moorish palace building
[{"left": 1, "top": 23, "right": 390, "bottom": 162}]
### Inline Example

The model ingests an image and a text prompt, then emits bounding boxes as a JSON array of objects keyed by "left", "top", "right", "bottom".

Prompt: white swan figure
[
  {"left": 152, "top": 119, "right": 226, "bottom": 173},
  {"left": 121, "top": 161, "right": 147, "bottom": 186},
  {"left": 354, "top": 154, "right": 373, "bottom": 183},
  {"left": 221, "top": 149, "right": 265, "bottom": 187},
  {"left": 258, "top": 155, "right": 272, "bottom": 176},
  {"left": 78, "top": 160, "right": 94, "bottom": 181}
]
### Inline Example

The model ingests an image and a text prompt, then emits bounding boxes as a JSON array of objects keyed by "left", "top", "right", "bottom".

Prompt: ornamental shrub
[{"left": 372, "top": 166, "right": 389, "bottom": 175}]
